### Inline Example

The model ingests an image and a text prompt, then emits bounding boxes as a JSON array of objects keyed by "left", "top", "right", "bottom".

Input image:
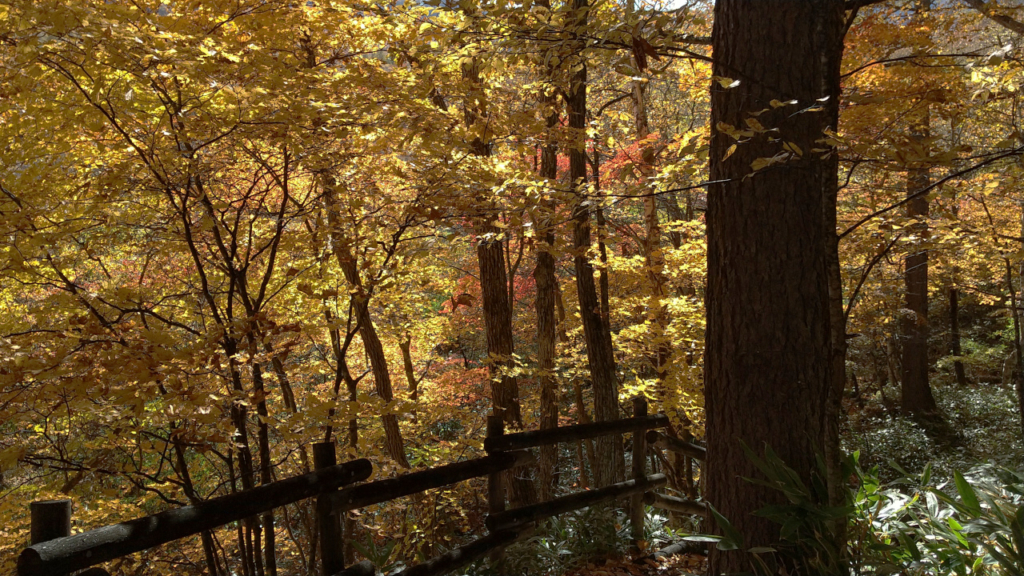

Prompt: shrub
[{"left": 704, "top": 447, "right": 1024, "bottom": 576}]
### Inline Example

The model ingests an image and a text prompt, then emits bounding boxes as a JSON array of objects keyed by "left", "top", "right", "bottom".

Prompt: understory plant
[
  {"left": 457, "top": 504, "right": 689, "bottom": 576},
  {"left": 703, "top": 447, "right": 1024, "bottom": 575}
]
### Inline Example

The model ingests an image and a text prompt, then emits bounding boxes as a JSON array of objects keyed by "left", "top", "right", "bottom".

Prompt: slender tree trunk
[
  {"left": 567, "top": 0, "right": 622, "bottom": 487},
  {"left": 461, "top": 58, "right": 536, "bottom": 507},
  {"left": 1018, "top": 206, "right": 1024, "bottom": 438},
  {"left": 555, "top": 274, "right": 592, "bottom": 489},
  {"left": 399, "top": 334, "right": 419, "bottom": 424},
  {"left": 705, "top": 1, "right": 845, "bottom": 573},
  {"left": 173, "top": 443, "right": 221, "bottom": 576},
  {"left": 901, "top": 102, "right": 938, "bottom": 415},
  {"left": 573, "top": 378, "right": 597, "bottom": 489},
  {"left": 322, "top": 184, "right": 410, "bottom": 468},
  {"left": 251, "top": 362, "right": 277, "bottom": 576},
  {"left": 344, "top": 266, "right": 410, "bottom": 468},
  {"left": 627, "top": 31, "right": 672, "bottom": 396},
  {"left": 323, "top": 308, "right": 358, "bottom": 449},
  {"left": 264, "top": 346, "right": 317, "bottom": 575},
  {"left": 252, "top": 522, "right": 265, "bottom": 576},
  {"left": 459, "top": 59, "right": 525, "bottom": 430},
  {"left": 591, "top": 151, "right": 611, "bottom": 326},
  {"left": 1010, "top": 205, "right": 1024, "bottom": 440},
  {"left": 949, "top": 286, "right": 968, "bottom": 386},
  {"left": 227, "top": 448, "right": 254, "bottom": 576},
  {"left": 663, "top": 192, "right": 686, "bottom": 250},
  {"left": 534, "top": 84, "right": 561, "bottom": 501},
  {"left": 478, "top": 224, "right": 538, "bottom": 506},
  {"left": 224, "top": 341, "right": 262, "bottom": 575}
]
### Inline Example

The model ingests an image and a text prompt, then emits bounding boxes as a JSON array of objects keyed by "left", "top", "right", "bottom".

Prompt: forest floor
[{"left": 565, "top": 551, "right": 706, "bottom": 576}]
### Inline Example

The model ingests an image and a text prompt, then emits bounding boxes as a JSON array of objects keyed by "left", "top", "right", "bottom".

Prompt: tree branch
[{"left": 962, "top": 0, "right": 1024, "bottom": 35}]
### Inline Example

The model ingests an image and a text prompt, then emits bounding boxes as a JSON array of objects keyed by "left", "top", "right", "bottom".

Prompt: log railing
[
  {"left": 21, "top": 397, "right": 706, "bottom": 576},
  {"left": 19, "top": 455, "right": 372, "bottom": 576},
  {"left": 643, "top": 429, "right": 707, "bottom": 517}
]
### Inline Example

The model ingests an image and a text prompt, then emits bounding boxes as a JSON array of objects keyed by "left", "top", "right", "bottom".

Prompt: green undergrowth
[
  {"left": 843, "top": 383, "right": 1024, "bottom": 482},
  {"left": 705, "top": 447, "right": 1024, "bottom": 576},
  {"left": 437, "top": 505, "right": 687, "bottom": 576}
]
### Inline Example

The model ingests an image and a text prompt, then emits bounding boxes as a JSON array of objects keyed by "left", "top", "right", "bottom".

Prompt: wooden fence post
[
  {"left": 314, "top": 442, "right": 345, "bottom": 576},
  {"left": 629, "top": 397, "right": 647, "bottom": 547},
  {"left": 29, "top": 500, "right": 73, "bottom": 576},
  {"left": 485, "top": 415, "right": 506, "bottom": 517},
  {"left": 30, "top": 500, "right": 72, "bottom": 547},
  {"left": 485, "top": 414, "right": 506, "bottom": 565},
  {"left": 682, "top": 428, "right": 697, "bottom": 500}
]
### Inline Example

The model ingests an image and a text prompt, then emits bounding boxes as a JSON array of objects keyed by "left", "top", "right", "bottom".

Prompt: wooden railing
[{"left": 19, "top": 397, "right": 706, "bottom": 576}]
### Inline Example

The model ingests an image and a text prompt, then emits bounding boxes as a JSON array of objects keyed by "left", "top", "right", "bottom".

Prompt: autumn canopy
[{"left": 2, "top": 0, "right": 1024, "bottom": 575}]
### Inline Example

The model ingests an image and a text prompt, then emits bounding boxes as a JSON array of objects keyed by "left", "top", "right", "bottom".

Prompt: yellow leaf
[
  {"left": 782, "top": 141, "right": 803, "bottom": 156},
  {"left": 723, "top": 144, "right": 737, "bottom": 162},
  {"left": 744, "top": 118, "right": 765, "bottom": 132},
  {"left": 715, "top": 76, "right": 740, "bottom": 89}
]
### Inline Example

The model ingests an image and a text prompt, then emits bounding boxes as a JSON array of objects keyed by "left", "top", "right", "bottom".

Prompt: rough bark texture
[
  {"left": 706, "top": 1, "right": 844, "bottom": 573},
  {"left": 901, "top": 104, "right": 938, "bottom": 415},
  {"left": 824, "top": 161, "right": 848, "bottom": 556},
  {"left": 460, "top": 58, "right": 525, "bottom": 431},
  {"left": 568, "top": 25, "right": 623, "bottom": 485},
  {"left": 477, "top": 223, "right": 525, "bottom": 428}
]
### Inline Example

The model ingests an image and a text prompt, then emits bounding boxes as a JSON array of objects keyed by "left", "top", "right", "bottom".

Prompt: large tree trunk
[
  {"left": 1018, "top": 206, "right": 1024, "bottom": 439},
  {"left": 567, "top": 3, "right": 623, "bottom": 486},
  {"left": 705, "top": 1, "right": 845, "bottom": 573},
  {"left": 901, "top": 103, "right": 938, "bottom": 415}
]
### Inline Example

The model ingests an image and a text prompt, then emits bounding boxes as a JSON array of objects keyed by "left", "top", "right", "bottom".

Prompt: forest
[{"left": 2, "top": 0, "right": 1024, "bottom": 575}]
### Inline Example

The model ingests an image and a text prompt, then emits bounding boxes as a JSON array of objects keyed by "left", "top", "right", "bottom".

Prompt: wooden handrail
[
  {"left": 646, "top": 430, "right": 706, "bottom": 460},
  {"left": 643, "top": 492, "right": 707, "bottom": 515},
  {"left": 19, "top": 458, "right": 372, "bottom": 576},
  {"left": 485, "top": 473, "right": 668, "bottom": 532},
  {"left": 484, "top": 414, "right": 669, "bottom": 452},
  {"left": 21, "top": 410, "right": 690, "bottom": 576},
  {"left": 328, "top": 450, "right": 534, "bottom": 514}
]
